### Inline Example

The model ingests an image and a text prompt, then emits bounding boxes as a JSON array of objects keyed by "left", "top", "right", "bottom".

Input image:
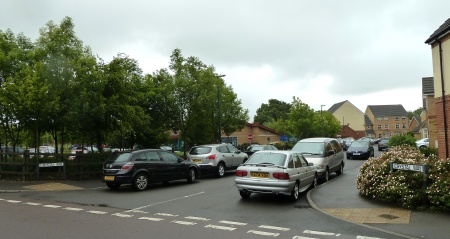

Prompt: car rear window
[
  {"left": 189, "top": 147, "right": 212, "bottom": 155},
  {"left": 108, "top": 153, "right": 132, "bottom": 163},
  {"left": 246, "top": 152, "right": 286, "bottom": 166}
]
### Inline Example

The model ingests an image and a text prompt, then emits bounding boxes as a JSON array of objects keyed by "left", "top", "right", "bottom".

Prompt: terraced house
[{"left": 365, "top": 105, "right": 409, "bottom": 139}]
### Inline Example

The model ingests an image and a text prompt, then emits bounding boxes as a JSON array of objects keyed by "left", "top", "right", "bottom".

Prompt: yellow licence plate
[
  {"left": 104, "top": 176, "right": 115, "bottom": 181},
  {"left": 192, "top": 159, "right": 202, "bottom": 163},
  {"left": 250, "top": 172, "right": 269, "bottom": 178}
]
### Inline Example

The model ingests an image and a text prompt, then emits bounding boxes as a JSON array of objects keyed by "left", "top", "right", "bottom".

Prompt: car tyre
[
  {"left": 133, "top": 173, "right": 148, "bottom": 191},
  {"left": 290, "top": 182, "right": 300, "bottom": 201},
  {"left": 217, "top": 163, "right": 225, "bottom": 178},
  {"left": 310, "top": 174, "right": 318, "bottom": 189},
  {"left": 239, "top": 191, "right": 251, "bottom": 199},
  {"left": 106, "top": 182, "right": 121, "bottom": 189},
  {"left": 187, "top": 168, "right": 196, "bottom": 183},
  {"left": 321, "top": 168, "right": 330, "bottom": 183},
  {"left": 336, "top": 163, "right": 344, "bottom": 176}
]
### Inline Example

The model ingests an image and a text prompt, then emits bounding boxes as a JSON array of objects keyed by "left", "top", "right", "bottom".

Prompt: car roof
[{"left": 298, "top": 137, "right": 336, "bottom": 143}]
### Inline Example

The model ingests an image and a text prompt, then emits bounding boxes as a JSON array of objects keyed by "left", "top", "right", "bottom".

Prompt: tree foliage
[{"left": 254, "top": 99, "right": 291, "bottom": 124}]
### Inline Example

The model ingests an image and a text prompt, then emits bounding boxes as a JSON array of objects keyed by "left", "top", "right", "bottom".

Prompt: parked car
[
  {"left": 235, "top": 150, "right": 317, "bottom": 201},
  {"left": 187, "top": 144, "right": 248, "bottom": 177},
  {"left": 346, "top": 140, "right": 374, "bottom": 160},
  {"left": 291, "top": 137, "right": 345, "bottom": 182},
  {"left": 39, "top": 145, "right": 56, "bottom": 154},
  {"left": 342, "top": 137, "right": 354, "bottom": 150},
  {"left": 102, "top": 149, "right": 200, "bottom": 191},
  {"left": 416, "top": 138, "right": 429, "bottom": 149},
  {"left": 0, "top": 146, "right": 25, "bottom": 157},
  {"left": 358, "top": 137, "right": 374, "bottom": 145},
  {"left": 160, "top": 146, "right": 173, "bottom": 152},
  {"left": 377, "top": 138, "right": 390, "bottom": 151},
  {"left": 244, "top": 144, "right": 278, "bottom": 157},
  {"left": 68, "top": 146, "right": 90, "bottom": 160}
]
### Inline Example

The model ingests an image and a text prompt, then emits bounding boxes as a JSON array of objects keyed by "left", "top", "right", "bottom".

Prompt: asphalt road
[{"left": 0, "top": 146, "right": 406, "bottom": 239}]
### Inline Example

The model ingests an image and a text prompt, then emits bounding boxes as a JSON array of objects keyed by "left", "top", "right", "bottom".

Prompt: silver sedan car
[{"left": 235, "top": 150, "right": 318, "bottom": 201}]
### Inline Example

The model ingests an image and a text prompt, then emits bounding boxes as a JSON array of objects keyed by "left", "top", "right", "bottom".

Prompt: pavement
[{"left": 1, "top": 167, "right": 449, "bottom": 239}]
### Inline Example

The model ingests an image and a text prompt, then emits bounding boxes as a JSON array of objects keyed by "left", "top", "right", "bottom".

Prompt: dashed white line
[
  {"left": 6, "top": 200, "right": 21, "bottom": 203},
  {"left": 139, "top": 217, "right": 164, "bottom": 221},
  {"left": 155, "top": 213, "right": 178, "bottom": 217},
  {"left": 43, "top": 205, "right": 61, "bottom": 208},
  {"left": 64, "top": 207, "right": 84, "bottom": 211},
  {"left": 112, "top": 213, "right": 134, "bottom": 218},
  {"left": 292, "top": 236, "right": 319, "bottom": 239},
  {"left": 171, "top": 220, "right": 197, "bottom": 225},
  {"left": 205, "top": 224, "right": 237, "bottom": 231},
  {"left": 24, "top": 202, "right": 42, "bottom": 206},
  {"left": 185, "top": 216, "right": 210, "bottom": 221},
  {"left": 219, "top": 220, "right": 247, "bottom": 226},
  {"left": 259, "top": 225, "right": 290, "bottom": 231},
  {"left": 356, "top": 236, "right": 384, "bottom": 239},
  {"left": 88, "top": 210, "right": 108, "bottom": 215},
  {"left": 248, "top": 230, "right": 280, "bottom": 237},
  {"left": 303, "top": 230, "right": 335, "bottom": 236}
]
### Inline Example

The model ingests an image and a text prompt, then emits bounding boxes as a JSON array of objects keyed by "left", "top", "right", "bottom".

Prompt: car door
[
  {"left": 299, "top": 154, "right": 315, "bottom": 187},
  {"left": 292, "top": 153, "right": 309, "bottom": 188},
  {"left": 226, "top": 144, "right": 244, "bottom": 166},
  {"left": 159, "top": 151, "right": 185, "bottom": 180},
  {"left": 140, "top": 151, "right": 168, "bottom": 182}
]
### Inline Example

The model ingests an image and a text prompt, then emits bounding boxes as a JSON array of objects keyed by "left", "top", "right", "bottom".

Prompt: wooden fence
[{"left": 0, "top": 150, "right": 110, "bottom": 181}]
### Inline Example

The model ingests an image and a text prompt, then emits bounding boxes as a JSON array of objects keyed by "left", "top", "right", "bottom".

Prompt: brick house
[
  {"left": 425, "top": 18, "right": 450, "bottom": 158},
  {"left": 365, "top": 105, "right": 409, "bottom": 139},
  {"left": 221, "top": 123, "right": 281, "bottom": 146},
  {"left": 420, "top": 77, "right": 438, "bottom": 147},
  {"left": 328, "top": 100, "right": 366, "bottom": 139}
]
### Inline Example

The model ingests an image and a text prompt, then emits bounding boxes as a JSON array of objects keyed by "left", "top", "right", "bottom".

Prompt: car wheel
[
  {"left": 106, "top": 182, "right": 121, "bottom": 189},
  {"left": 321, "top": 168, "right": 330, "bottom": 183},
  {"left": 187, "top": 168, "right": 196, "bottom": 183},
  {"left": 239, "top": 191, "right": 251, "bottom": 199},
  {"left": 310, "top": 174, "right": 318, "bottom": 189},
  {"left": 290, "top": 182, "right": 300, "bottom": 201},
  {"left": 217, "top": 163, "right": 225, "bottom": 178},
  {"left": 133, "top": 173, "right": 148, "bottom": 191},
  {"left": 336, "top": 163, "right": 344, "bottom": 176}
]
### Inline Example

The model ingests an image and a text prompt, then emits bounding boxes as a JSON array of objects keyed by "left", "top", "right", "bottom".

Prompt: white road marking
[
  {"left": 356, "top": 236, "right": 384, "bottom": 239},
  {"left": 185, "top": 216, "right": 210, "bottom": 221},
  {"left": 125, "top": 192, "right": 205, "bottom": 213},
  {"left": 155, "top": 213, "right": 178, "bottom": 217},
  {"left": 43, "top": 205, "right": 61, "bottom": 208},
  {"left": 205, "top": 224, "right": 237, "bottom": 231},
  {"left": 248, "top": 230, "right": 280, "bottom": 237},
  {"left": 139, "top": 217, "right": 164, "bottom": 221},
  {"left": 259, "top": 225, "right": 290, "bottom": 231},
  {"left": 6, "top": 200, "right": 21, "bottom": 203},
  {"left": 171, "top": 220, "right": 197, "bottom": 225},
  {"left": 112, "top": 213, "right": 134, "bottom": 218},
  {"left": 292, "top": 236, "right": 319, "bottom": 239},
  {"left": 219, "top": 220, "right": 247, "bottom": 226},
  {"left": 64, "top": 207, "right": 84, "bottom": 211},
  {"left": 303, "top": 230, "right": 335, "bottom": 236},
  {"left": 24, "top": 202, "right": 42, "bottom": 206},
  {"left": 131, "top": 210, "right": 148, "bottom": 213},
  {"left": 0, "top": 198, "right": 4, "bottom": 201},
  {"left": 88, "top": 210, "right": 108, "bottom": 215}
]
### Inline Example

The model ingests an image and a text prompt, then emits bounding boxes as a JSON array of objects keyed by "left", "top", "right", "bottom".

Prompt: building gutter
[{"left": 438, "top": 39, "right": 449, "bottom": 158}]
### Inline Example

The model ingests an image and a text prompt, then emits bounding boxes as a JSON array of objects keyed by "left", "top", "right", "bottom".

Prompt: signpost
[
  {"left": 247, "top": 134, "right": 252, "bottom": 140},
  {"left": 390, "top": 162, "right": 428, "bottom": 174}
]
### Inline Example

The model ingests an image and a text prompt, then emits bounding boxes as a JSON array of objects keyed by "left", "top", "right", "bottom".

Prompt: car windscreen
[
  {"left": 107, "top": 153, "right": 132, "bottom": 163},
  {"left": 247, "top": 146, "right": 264, "bottom": 151},
  {"left": 291, "top": 142, "right": 324, "bottom": 155},
  {"left": 246, "top": 153, "right": 286, "bottom": 166},
  {"left": 189, "top": 147, "right": 212, "bottom": 155}
]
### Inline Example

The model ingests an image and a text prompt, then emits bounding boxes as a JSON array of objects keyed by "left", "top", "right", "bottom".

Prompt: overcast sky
[{"left": 2, "top": 1, "right": 449, "bottom": 121}]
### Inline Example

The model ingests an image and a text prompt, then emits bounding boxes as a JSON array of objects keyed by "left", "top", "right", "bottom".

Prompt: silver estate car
[
  {"left": 187, "top": 144, "right": 248, "bottom": 177},
  {"left": 291, "top": 137, "right": 345, "bottom": 183},
  {"left": 235, "top": 150, "right": 318, "bottom": 201}
]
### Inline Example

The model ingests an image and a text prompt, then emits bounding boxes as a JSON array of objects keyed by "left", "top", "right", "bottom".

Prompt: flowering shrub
[{"left": 357, "top": 145, "right": 450, "bottom": 211}]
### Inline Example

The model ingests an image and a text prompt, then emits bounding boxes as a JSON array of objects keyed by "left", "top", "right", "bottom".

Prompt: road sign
[{"left": 247, "top": 134, "right": 252, "bottom": 140}]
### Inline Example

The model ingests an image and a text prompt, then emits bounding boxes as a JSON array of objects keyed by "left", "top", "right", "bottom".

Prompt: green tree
[
  {"left": 254, "top": 99, "right": 291, "bottom": 124},
  {"left": 312, "top": 110, "right": 341, "bottom": 137},
  {"left": 220, "top": 84, "right": 249, "bottom": 138},
  {"left": 287, "top": 97, "right": 315, "bottom": 139}
]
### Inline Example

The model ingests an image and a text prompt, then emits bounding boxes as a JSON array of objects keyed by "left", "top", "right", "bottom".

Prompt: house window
[
  {"left": 396, "top": 124, "right": 400, "bottom": 129},
  {"left": 402, "top": 123, "right": 406, "bottom": 128},
  {"left": 395, "top": 116, "right": 399, "bottom": 120},
  {"left": 377, "top": 117, "right": 382, "bottom": 121},
  {"left": 378, "top": 125, "right": 382, "bottom": 129},
  {"left": 367, "top": 126, "right": 371, "bottom": 129},
  {"left": 378, "top": 134, "right": 382, "bottom": 138},
  {"left": 384, "top": 117, "right": 389, "bottom": 120},
  {"left": 424, "top": 128, "right": 428, "bottom": 138},
  {"left": 385, "top": 124, "right": 389, "bottom": 129},
  {"left": 402, "top": 116, "right": 406, "bottom": 120}
]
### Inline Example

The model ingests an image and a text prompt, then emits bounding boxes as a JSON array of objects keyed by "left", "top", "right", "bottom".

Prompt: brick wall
[{"left": 435, "top": 95, "right": 450, "bottom": 158}]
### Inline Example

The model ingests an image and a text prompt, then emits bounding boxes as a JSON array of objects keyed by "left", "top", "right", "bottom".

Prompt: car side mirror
[
  {"left": 308, "top": 162, "right": 314, "bottom": 166},
  {"left": 328, "top": 150, "right": 335, "bottom": 156}
]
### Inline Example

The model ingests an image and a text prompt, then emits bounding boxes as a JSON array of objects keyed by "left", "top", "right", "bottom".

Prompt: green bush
[
  {"left": 388, "top": 134, "right": 416, "bottom": 148},
  {"left": 357, "top": 145, "right": 450, "bottom": 212}
]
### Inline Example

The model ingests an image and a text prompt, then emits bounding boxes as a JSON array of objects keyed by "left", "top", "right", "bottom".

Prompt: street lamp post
[
  {"left": 216, "top": 74, "right": 225, "bottom": 143},
  {"left": 321, "top": 105, "right": 325, "bottom": 137}
]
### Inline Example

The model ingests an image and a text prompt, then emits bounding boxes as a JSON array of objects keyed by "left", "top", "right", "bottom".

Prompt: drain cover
[
  {"left": 378, "top": 214, "right": 399, "bottom": 220},
  {"left": 294, "top": 205, "right": 311, "bottom": 209}
]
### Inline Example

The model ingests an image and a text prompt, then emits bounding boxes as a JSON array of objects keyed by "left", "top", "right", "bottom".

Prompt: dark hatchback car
[
  {"left": 244, "top": 144, "right": 278, "bottom": 157},
  {"left": 346, "top": 141, "right": 374, "bottom": 160},
  {"left": 102, "top": 149, "right": 200, "bottom": 191},
  {"left": 377, "top": 138, "right": 390, "bottom": 151}
]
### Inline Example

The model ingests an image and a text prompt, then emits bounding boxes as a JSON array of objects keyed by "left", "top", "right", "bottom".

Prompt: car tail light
[
  {"left": 273, "top": 172, "right": 290, "bottom": 180},
  {"left": 235, "top": 170, "right": 248, "bottom": 177},
  {"left": 121, "top": 162, "right": 134, "bottom": 171},
  {"left": 206, "top": 154, "right": 216, "bottom": 160}
]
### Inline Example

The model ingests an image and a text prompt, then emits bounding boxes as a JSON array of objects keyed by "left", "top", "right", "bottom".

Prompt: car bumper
[
  {"left": 102, "top": 174, "right": 133, "bottom": 184},
  {"left": 347, "top": 152, "right": 370, "bottom": 159},
  {"left": 197, "top": 164, "right": 218, "bottom": 174},
  {"left": 235, "top": 178, "right": 296, "bottom": 195}
]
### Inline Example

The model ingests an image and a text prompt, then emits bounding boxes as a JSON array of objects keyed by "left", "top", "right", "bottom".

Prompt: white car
[
  {"left": 416, "top": 138, "right": 429, "bottom": 149},
  {"left": 235, "top": 150, "right": 317, "bottom": 201}
]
